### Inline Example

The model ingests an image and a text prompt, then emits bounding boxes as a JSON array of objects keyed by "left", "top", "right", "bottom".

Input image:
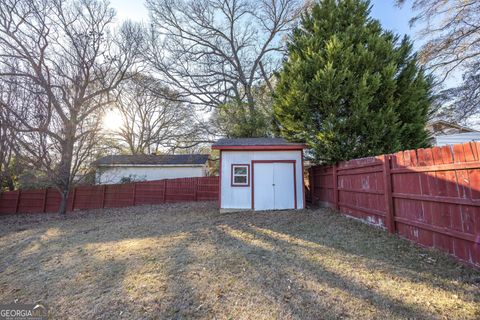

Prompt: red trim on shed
[{"left": 251, "top": 160, "right": 297, "bottom": 210}]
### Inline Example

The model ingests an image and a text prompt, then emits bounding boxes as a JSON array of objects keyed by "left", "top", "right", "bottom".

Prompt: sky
[
  {"left": 110, "top": 0, "right": 150, "bottom": 24},
  {"left": 109, "top": 0, "right": 419, "bottom": 43},
  {"left": 369, "top": 1, "right": 417, "bottom": 43}
]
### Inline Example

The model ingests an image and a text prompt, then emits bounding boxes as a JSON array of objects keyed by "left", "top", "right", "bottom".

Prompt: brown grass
[{"left": 0, "top": 202, "right": 479, "bottom": 319}]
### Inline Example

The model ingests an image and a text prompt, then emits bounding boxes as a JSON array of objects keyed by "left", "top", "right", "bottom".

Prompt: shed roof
[
  {"left": 212, "top": 138, "right": 306, "bottom": 150},
  {"left": 93, "top": 154, "right": 209, "bottom": 166}
]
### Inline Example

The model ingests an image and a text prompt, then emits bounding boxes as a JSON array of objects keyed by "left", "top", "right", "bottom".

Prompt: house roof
[
  {"left": 212, "top": 138, "right": 306, "bottom": 150},
  {"left": 427, "top": 120, "right": 478, "bottom": 134},
  {"left": 93, "top": 154, "right": 209, "bottom": 166}
]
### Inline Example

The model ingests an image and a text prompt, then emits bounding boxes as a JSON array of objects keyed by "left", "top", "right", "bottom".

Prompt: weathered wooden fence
[
  {"left": 0, "top": 176, "right": 219, "bottom": 215},
  {"left": 309, "top": 142, "right": 480, "bottom": 267}
]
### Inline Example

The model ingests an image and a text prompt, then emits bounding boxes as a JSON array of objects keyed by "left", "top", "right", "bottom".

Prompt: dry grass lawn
[{"left": 0, "top": 202, "right": 479, "bottom": 319}]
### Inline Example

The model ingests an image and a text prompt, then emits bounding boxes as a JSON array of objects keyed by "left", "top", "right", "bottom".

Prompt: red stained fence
[
  {"left": 309, "top": 142, "right": 480, "bottom": 267},
  {"left": 0, "top": 176, "right": 219, "bottom": 215}
]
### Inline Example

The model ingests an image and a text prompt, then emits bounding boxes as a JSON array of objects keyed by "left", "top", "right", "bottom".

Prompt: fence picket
[
  {"left": 132, "top": 183, "right": 137, "bottom": 206},
  {"left": 15, "top": 190, "right": 21, "bottom": 213},
  {"left": 332, "top": 164, "right": 339, "bottom": 210},
  {"left": 42, "top": 189, "right": 48, "bottom": 213},
  {"left": 70, "top": 187, "right": 77, "bottom": 211}
]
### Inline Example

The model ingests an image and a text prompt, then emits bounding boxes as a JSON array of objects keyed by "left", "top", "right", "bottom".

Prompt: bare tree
[
  {"left": 0, "top": 76, "right": 20, "bottom": 191},
  {"left": 112, "top": 75, "right": 204, "bottom": 154},
  {"left": 145, "top": 0, "right": 303, "bottom": 136},
  {"left": 396, "top": 0, "right": 480, "bottom": 124},
  {"left": 0, "top": 0, "right": 142, "bottom": 214},
  {"left": 436, "top": 69, "right": 480, "bottom": 125},
  {"left": 0, "top": 117, "right": 15, "bottom": 190}
]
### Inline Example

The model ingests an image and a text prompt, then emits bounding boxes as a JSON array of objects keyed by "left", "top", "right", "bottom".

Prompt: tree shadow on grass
[
  {"left": 0, "top": 204, "right": 479, "bottom": 319},
  {"left": 245, "top": 209, "right": 480, "bottom": 288},
  {"left": 205, "top": 224, "right": 432, "bottom": 319}
]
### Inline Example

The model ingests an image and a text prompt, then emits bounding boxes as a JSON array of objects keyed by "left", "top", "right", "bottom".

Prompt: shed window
[{"left": 232, "top": 164, "right": 249, "bottom": 186}]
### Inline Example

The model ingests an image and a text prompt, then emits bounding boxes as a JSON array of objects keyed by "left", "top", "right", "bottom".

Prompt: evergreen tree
[{"left": 273, "top": 0, "right": 432, "bottom": 163}]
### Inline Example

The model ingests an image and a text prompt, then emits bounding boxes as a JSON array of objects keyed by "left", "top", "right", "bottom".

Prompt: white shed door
[{"left": 253, "top": 162, "right": 295, "bottom": 210}]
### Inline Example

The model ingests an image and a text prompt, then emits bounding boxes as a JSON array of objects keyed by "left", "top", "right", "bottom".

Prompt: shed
[
  {"left": 92, "top": 154, "right": 209, "bottom": 184},
  {"left": 212, "top": 138, "right": 306, "bottom": 211}
]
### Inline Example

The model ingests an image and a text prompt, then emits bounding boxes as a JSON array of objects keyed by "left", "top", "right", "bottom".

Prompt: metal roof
[{"left": 93, "top": 154, "right": 209, "bottom": 166}]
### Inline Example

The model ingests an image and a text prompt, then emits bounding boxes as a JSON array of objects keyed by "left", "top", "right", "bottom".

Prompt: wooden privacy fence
[
  {"left": 0, "top": 176, "right": 219, "bottom": 215},
  {"left": 309, "top": 142, "right": 480, "bottom": 267}
]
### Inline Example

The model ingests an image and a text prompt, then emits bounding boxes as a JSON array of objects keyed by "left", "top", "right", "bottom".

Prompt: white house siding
[
  {"left": 220, "top": 150, "right": 304, "bottom": 210},
  {"left": 96, "top": 165, "right": 206, "bottom": 184},
  {"left": 434, "top": 132, "right": 480, "bottom": 146}
]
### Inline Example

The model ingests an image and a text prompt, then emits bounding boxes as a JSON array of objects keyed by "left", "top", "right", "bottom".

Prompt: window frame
[{"left": 231, "top": 164, "right": 250, "bottom": 187}]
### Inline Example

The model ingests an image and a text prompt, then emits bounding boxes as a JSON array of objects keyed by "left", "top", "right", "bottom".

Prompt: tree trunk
[
  {"left": 58, "top": 189, "right": 69, "bottom": 216},
  {"left": 6, "top": 176, "right": 14, "bottom": 191},
  {"left": 246, "top": 90, "right": 255, "bottom": 114},
  {"left": 57, "top": 124, "right": 76, "bottom": 216}
]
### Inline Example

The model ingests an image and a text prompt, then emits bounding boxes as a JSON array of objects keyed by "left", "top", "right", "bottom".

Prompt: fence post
[
  {"left": 42, "top": 188, "right": 48, "bottom": 213},
  {"left": 193, "top": 178, "right": 198, "bottom": 201},
  {"left": 132, "top": 183, "right": 136, "bottom": 206},
  {"left": 101, "top": 185, "right": 106, "bottom": 208},
  {"left": 15, "top": 189, "right": 21, "bottom": 213},
  {"left": 332, "top": 164, "right": 339, "bottom": 210},
  {"left": 309, "top": 167, "right": 315, "bottom": 205},
  {"left": 70, "top": 187, "right": 77, "bottom": 212},
  {"left": 163, "top": 180, "right": 167, "bottom": 203},
  {"left": 383, "top": 154, "right": 396, "bottom": 233}
]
